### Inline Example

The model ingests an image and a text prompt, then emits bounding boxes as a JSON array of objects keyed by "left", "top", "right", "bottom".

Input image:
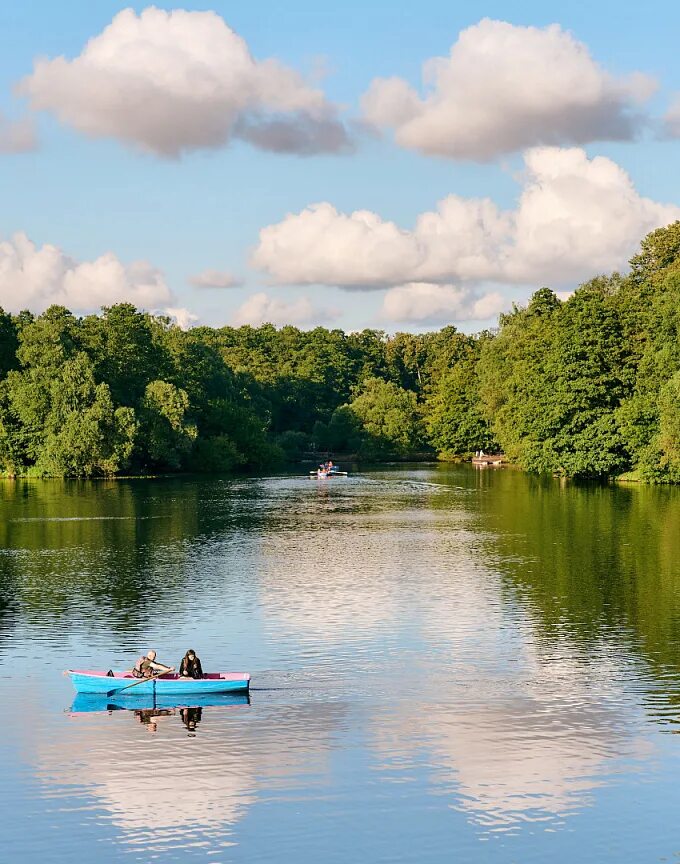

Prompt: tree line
[{"left": 1, "top": 223, "right": 679, "bottom": 481}]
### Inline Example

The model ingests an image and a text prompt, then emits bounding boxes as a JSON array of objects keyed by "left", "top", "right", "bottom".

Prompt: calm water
[{"left": 1, "top": 465, "right": 680, "bottom": 863}]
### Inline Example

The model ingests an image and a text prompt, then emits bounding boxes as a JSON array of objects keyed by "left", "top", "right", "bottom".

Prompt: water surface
[{"left": 1, "top": 466, "right": 680, "bottom": 862}]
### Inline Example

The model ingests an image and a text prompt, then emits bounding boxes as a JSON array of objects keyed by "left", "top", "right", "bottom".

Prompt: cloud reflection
[
  {"left": 30, "top": 697, "right": 347, "bottom": 852},
  {"left": 252, "top": 490, "right": 653, "bottom": 832}
]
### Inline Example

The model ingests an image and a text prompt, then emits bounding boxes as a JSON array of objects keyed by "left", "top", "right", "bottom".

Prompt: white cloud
[
  {"left": 0, "top": 112, "right": 37, "bottom": 153},
  {"left": 20, "top": 7, "right": 350, "bottom": 158},
  {"left": 0, "top": 231, "right": 176, "bottom": 315},
  {"left": 252, "top": 203, "right": 428, "bottom": 288},
  {"left": 663, "top": 94, "right": 680, "bottom": 138},
  {"left": 361, "top": 19, "right": 655, "bottom": 160},
  {"left": 163, "top": 307, "right": 199, "bottom": 330},
  {"left": 382, "top": 283, "right": 507, "bottom": 325},
  {"left": 504, "top": 147, "right": 680, "bottom": 282},
  {"left": 190, "top": 268, "right": 242, "bottom": 289},
  {"left": 253, "top": 147, "right": 680, "bottom": 289},
  {"left": 231, "top": 291, "right": 339, "bottom": 328}
]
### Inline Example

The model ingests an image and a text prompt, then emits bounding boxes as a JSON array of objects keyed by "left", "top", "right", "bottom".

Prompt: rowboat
[
  {"left": 309, "top": 470, "right": 348, "bottom": 478},
  {"left": 67, "top": 669, "right": 250, "bottom": 695},
  {"left": 471, "top": 455, "right": 506, "bottom": 466}
]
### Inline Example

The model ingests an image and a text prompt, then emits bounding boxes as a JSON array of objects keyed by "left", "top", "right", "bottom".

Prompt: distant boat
[
  {"left": 309, "top": 467, "right": 348, "bottom": 478},
  {"left": 67, "top": 670, "right": 250, "bottom": 695},
  {"left": 471, "top": 454, "right": 506, "bottom": 466}
]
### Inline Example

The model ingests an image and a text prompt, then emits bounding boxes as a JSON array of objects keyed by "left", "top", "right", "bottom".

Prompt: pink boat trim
[{"left": 69, "top": 670, "right": 250, "bottom": 681}]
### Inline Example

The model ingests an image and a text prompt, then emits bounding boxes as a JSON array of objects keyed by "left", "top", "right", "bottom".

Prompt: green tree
[
  {"left": 629, "top": 220, "right": 680, "bottom": 285},
  {"left": 138, "top": 380, "right": 197, "bottom": 470},
  {"left": 426, "top": 347, "right": 496, "bottom": 457},
  {"left": 479, "top": 289, "right": 560, "bottom": 466},
  {"left": 81, "top": 303, "right": 169, "bottom": 405},
  {"left": 346, "top": 377, "right": 424, "bottom": 457},
  {"left": 479, "top": 286, "right": 631, "bottom": 477},
  {"left": 3, "top": 352, "right": 136, "bottom": 477},
  {"left": 616, "top": 266, "right": 680, "bottom": 479},
  {"left": 0, "top": 309, "right": 18, "bottom": 379},
  {"left": 657, "top": 372, "right": 680, "bottom": 479},
  {"left": 16, "top": 305, "right": 80, "bottom": 369}
]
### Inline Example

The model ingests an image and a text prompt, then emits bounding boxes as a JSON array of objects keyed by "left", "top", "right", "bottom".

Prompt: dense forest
[{"left": 0, "top": 222, "right": 679, "bottom": 481}]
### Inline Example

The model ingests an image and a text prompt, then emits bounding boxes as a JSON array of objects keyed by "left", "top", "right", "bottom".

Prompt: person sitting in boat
[
  {"left": 327, "top": 460, "right": 334, "bottom": 472},
  {"left": 132, "top": 650, "right": 173, "bottom": 679},
  {"left": 178, "top": 649, "right": 204, "bottom": 680}
]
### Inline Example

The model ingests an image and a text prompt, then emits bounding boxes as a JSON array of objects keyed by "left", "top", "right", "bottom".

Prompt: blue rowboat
[{"left": 67, "top": 669, "right": 250, "bottom": 695}]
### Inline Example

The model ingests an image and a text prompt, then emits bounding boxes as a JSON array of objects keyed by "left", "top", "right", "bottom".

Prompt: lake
[{"left": 1, "top": 465, "right": 680, "bottom": 863}]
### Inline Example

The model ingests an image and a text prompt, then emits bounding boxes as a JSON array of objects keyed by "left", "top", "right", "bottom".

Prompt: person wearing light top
[{"left": 132, "top": 650, "right": 173, "bottom": 679}]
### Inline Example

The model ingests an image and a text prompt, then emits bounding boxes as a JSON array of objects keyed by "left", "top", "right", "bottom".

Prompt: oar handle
[{"left": 108, "top": 667, "right": 175, "bottom": 696}]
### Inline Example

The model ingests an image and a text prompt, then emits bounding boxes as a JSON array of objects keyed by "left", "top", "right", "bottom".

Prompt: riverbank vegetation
[{"left": 1, "top": 223, "right": 679, "bottom": 480}]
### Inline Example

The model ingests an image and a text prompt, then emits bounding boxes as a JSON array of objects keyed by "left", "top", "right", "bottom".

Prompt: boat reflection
[{"left": 68, "top": 692, "right": 250, "bottom": 735}]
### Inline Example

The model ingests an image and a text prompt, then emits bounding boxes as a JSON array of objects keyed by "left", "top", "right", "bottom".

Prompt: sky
[{"left": 1, "top": 0, "right": 680, "bottom": 333}]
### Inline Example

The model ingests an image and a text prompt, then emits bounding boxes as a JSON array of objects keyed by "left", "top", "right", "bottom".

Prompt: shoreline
[{"left": 1, "top": 461, "right": 674, "bottom": 485}]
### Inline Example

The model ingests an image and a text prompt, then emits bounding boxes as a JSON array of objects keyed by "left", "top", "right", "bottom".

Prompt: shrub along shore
[{"left": 1, "top": 223, "right": 680, "bottom": 482}]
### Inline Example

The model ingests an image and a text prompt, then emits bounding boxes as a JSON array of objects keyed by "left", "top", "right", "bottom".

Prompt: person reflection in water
[
  {"left": 178, "top": 649, "right": 203, "bottom": 679},
  {"left": 180, "top": 706, "right": 203, "bottom": 735},
  {"left": 135, "top": 708, "right": 174, "bottom": 733}
]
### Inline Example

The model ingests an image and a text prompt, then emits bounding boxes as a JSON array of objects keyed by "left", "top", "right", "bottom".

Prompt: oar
[{"left": 107, "top": 667, "right": 175, "bottom": 698}]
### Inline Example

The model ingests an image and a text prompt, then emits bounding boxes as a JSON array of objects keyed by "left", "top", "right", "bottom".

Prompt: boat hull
[
  {"left": 67, "top": 670, "right": 250, "bottom": 695},
  {"left": 309, "top": 471, "right": 348, "bottom": 478}
]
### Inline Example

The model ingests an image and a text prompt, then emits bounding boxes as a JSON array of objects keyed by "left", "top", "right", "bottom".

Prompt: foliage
[
  {"left": 657, "top": 373, "right": 680, "bottom": 477},
  {"left": 344, "top": 377, "right": 424, "bottom": 457},
  {"left": 81, "top": 304, "right": 169, "bottom": 405},
  {"left": 2, "top": 222, "right": 680, "bottom": 480},
  {"left": 0, "top": 308, "right": 18, "bottom": 378},
  {"left": 188, "top": 435, "right": 244, "bottom": 473},
  {"left": 276, "top": 430, "right": 310, "bottom": 461},
  {"left": 138, "top": 380, "right": 197, "bottom": 470},
  {"left": 426, "top": 345, "right": 496, "bottom": 457},
  {"left": 629, "top": 220, "right": 680, "bottom": 285}
]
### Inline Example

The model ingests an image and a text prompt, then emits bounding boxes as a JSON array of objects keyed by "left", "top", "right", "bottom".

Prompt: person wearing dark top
[{"left": 178, "top": 649, "right": 203, "bottom": 679}]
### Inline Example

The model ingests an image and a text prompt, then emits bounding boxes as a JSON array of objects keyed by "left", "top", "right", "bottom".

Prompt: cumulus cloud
[
  {"left": 361, "top": 19, "right": 655, "bottom": 160},
  {"left": 190, "top": 268, "right": 242, "bottom": 289},
  {"left": 253, "top": 147, "right": 680, "bottom": 289},
  {"left": 19, "top": 7, "right": 350, "bottom": 158},
  {"left": 0, "top": 112, "right": 38, "bottom": 153},
  {"left": 503, "top": 148, "right": 680, "bottom": 282},
  {"left": 163, "top": 307, "right": 199, "bottom": 330},
  {"left": 663, "top": 94, "right": 680, "bottom": 138},
  {"left": 382, "top": 283, "right": 507, "bottom": 325},
  {"left": 231, "top": 292, "right": 339, "bottom": 328},
  {"left": 253, "top": 203, "right": 429, "bottom": 287},
  {"left": 0, "top": 231, "right": 184, "bottom": 319}
]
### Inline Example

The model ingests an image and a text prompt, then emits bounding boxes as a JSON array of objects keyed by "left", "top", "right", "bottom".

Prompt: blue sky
[{"left": 1, "top": 1, "right": 679, "bottom": 331}]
